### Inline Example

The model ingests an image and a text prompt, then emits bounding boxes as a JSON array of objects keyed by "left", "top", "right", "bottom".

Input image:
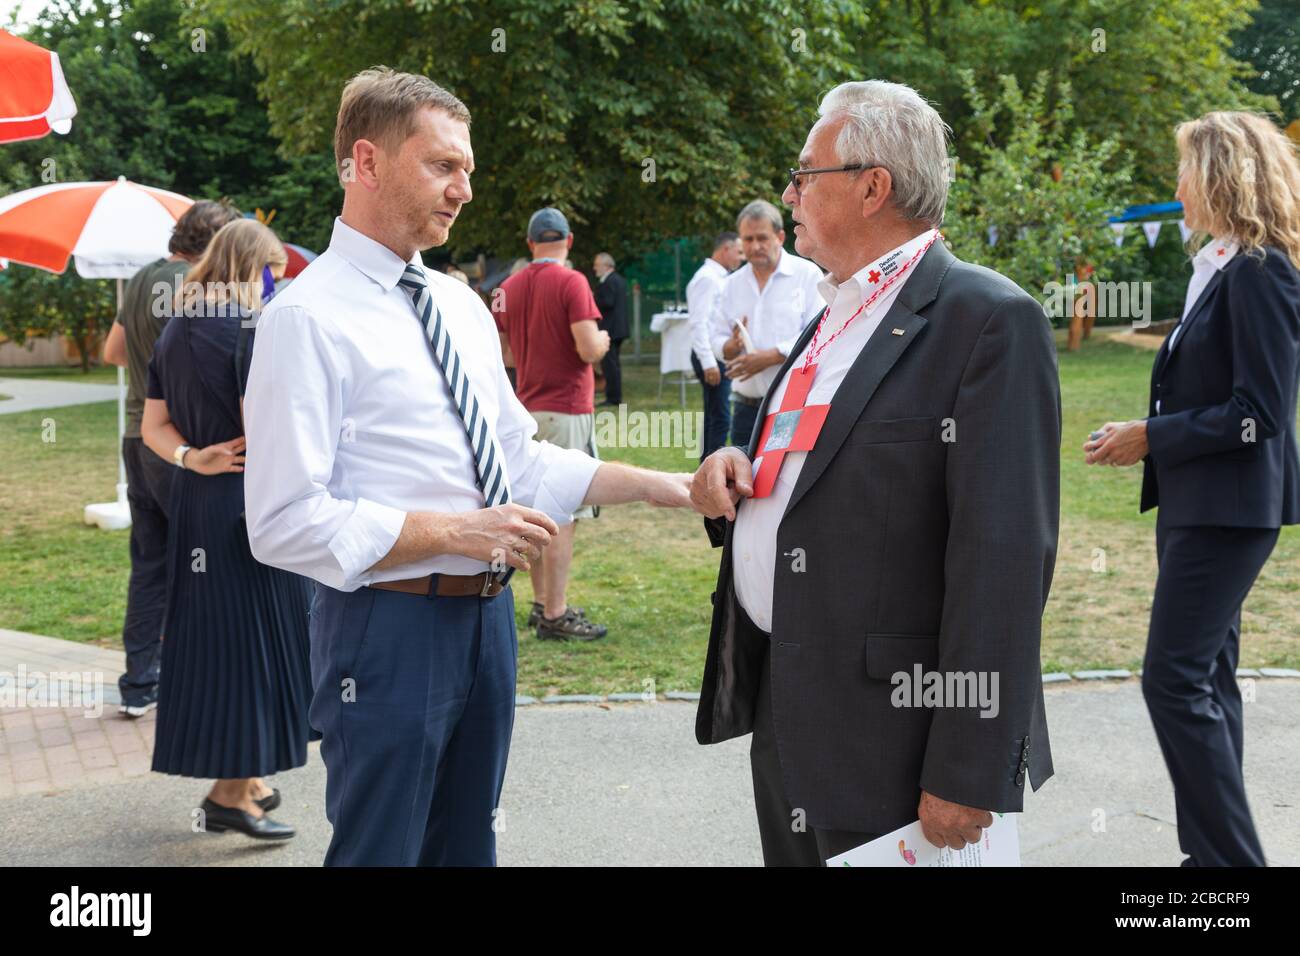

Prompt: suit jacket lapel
[
  {"left": 781, "top": 241, "right": 952, "bottom": 519},
  {"left": 1167, "top": 269, "right": 1223, "bottom": 355}
]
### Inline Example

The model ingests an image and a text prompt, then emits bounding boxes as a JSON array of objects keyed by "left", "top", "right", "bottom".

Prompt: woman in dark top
[
  {"left": 142, "top": 218, "right": 313, "bottom": 841},
  {"left": 1084, "top": 111, "right": 1300, "bottom": 865}
]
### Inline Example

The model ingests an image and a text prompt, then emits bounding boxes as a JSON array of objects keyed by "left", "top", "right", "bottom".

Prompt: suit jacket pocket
[
  {"left": 865, "top": 633, "right": 939, "bottom": 680},
  {"left": 847, "top": 415, "right": 936, "bottom": 444}
]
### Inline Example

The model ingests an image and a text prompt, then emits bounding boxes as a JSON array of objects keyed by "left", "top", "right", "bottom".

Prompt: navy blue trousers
[
  {"left": 730, "top": 398, "right": 760, "bottom": 450},
  {"left": 1143, "top": 518, "right": 1278, "bottom": 867},
  {"left": 309, "top": 579, "right": 517, "bottom": 866},
  {"left": 690, "top": 353, "right": 732, "bottom": 460}
]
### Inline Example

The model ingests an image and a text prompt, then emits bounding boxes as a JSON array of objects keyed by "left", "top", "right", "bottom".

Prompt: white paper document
[
  {"left": 827, "top": 813, "right": 1021, "bottom": 867},
  {"left": 733, "top": 316, "right": 757, "bottom": 354}
]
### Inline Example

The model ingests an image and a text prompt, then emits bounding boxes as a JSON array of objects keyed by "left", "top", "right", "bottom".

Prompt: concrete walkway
[
  {"left": 2, "top": 629, "right": 1297, "bottom": 866},
  {"left": 0, "top": 376, "right": 119, "bottom": 415}
]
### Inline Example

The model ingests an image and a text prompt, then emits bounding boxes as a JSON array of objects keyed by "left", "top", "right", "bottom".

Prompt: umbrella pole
[{"left": 115, "top": 277, "right": 127, "bottom": 505}]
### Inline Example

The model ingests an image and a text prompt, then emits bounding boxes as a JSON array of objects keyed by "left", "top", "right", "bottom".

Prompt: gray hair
[
  {"left": 817, "top": 80, "right": 952, "bottom": 227},
  {"left": 736, "top": 199, "right": 784, "bottom": 234},
  {"left": 595, "top": 252, "right": 615, "bottom": 270}
]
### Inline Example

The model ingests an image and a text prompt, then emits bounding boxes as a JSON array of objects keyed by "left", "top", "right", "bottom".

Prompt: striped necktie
[{"left": 397, "top": 263, "right": 514, "bottom": 584}]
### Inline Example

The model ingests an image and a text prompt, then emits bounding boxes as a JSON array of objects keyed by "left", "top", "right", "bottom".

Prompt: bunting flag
[
  {"left": 1110, "top": 222, "right": 1128, "bottom": 247},
  {"left": 1178, "top": 219, "right": 1193, "bottom": 243},
  {"left": 1141, "top": 221, "right": 1162, "bottom": 248}
]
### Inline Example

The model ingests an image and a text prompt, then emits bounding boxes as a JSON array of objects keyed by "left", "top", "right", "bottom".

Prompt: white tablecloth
[{"left": 650, "top": 311, "right": 694, "bottom": 375}]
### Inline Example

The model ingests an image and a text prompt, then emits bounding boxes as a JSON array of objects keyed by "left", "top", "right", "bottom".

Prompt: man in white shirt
[
  {"left": 685, "top": 231, "right": 742, "bottom": 458},
  {"left": 709, "top": 200, "right": 825, "bottom": 447},
  {"left": 242, "top": 67, "right": 690, "bottom": 867}
]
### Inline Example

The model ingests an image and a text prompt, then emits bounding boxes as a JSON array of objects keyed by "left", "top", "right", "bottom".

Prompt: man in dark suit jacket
[
  {"left": 592, "top": 252, "right": 630, "bottom": 405},
  {"left": 689, "top": 80, "right": 1060, "bottom": 865}
]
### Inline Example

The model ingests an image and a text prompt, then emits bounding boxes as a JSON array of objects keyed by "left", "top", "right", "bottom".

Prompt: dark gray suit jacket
[{"left": 695, "top": 241, "right": 1061, "bottom": 834}]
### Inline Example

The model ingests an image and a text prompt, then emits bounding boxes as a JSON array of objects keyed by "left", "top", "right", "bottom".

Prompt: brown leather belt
[
  {"left": 733, "top": 394, "right": 762, "bottom": 407},
  {"left": 370, "top": 572, "right": 504, "bottom": 598}
]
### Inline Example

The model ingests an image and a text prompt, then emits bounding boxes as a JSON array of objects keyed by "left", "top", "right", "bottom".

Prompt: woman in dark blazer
[{"left": 1084, "top": 111, "right": 1300, "bottom": 866}]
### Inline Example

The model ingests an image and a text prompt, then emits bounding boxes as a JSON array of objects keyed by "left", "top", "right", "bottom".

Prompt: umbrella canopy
[
  {"left": 0, "top": 177, "right": 192, "bottom": 278},
  {"left": 0, "top": 28, "right": 77, "bottom": 144},
  {"left": 283, "top": 242, "right": 317, "bottom": 278}
]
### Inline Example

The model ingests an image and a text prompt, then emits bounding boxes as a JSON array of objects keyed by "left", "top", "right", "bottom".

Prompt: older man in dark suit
[
  {"left": 689, "top": 79, "right": 1061, "bottom": 865},
  {"left": 593, "top": 252, "right": 630, "bottom": 405}
]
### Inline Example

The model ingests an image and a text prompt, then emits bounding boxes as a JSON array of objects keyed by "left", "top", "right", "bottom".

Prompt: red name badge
[{"left": 750, "top": 363, "right": 830, "bottom": 499}]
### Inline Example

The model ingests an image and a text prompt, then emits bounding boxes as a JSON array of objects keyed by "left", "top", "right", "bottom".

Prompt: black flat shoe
[
  {"left": 199, "top": 798, "right": 295, "bottom": 841},
  {"left": 255, "top": 788, "right": 281, "bottom": 813}
]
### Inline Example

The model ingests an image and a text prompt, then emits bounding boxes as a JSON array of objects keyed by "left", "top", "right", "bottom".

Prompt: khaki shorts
[{"left": 532, "top": 410, "right": 599, "bottom": 520}]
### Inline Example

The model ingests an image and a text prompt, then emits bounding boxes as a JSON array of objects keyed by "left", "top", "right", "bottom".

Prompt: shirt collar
[
  {"left": 1195, "top": 237, "right": 1240, "bottom": 272},
  {"left": 818, "top": 228, "right": 938, "bottom": 307},
  {"left": 702, "top": 257, "right": 729, "bottom": 278},
  {"left": 328, "top": 216, "right": 423, "bottom": 293}
]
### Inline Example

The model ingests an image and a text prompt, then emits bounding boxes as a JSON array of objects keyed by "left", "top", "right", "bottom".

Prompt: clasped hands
[{"left": 721, "top": 317, "right": 782, "bottom": 382}]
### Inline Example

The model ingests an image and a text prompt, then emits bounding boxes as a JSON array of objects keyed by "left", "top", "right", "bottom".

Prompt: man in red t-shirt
[{"left": 495, "top": 207, "right": 610, "bottom": 640}]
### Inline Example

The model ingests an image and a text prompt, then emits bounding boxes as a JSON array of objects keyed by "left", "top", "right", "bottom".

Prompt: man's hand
[
  {"left": 726, "top": 347, "right": 782, "bottom": 381},
  {"left": 689, "top": 446, "right": 754, "bottom": 520},
  {"left": 447, "top": 503, "right": 559, "bottom": 572},
  {"left": 702, "top": 364, "right": 721, "bottom": 386},
  {"left": 917, "top": 790, "right": 994, "bottom": 850},
  {"left": 1083, "top": 420, "right": 1148, "bottom": 467},
  {"left": 721, "top": 317, "right": 748, "bottom": 360}
]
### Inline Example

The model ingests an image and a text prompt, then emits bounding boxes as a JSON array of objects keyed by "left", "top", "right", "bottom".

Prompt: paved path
[
  {"left": 2, "top": 629, "right": 1297, "bottom": 866},
  {"left": 0, "top": 376, "right": 119, "bottom": 415}
]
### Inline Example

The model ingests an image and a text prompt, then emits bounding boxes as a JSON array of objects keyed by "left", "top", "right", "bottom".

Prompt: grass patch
[{"left": 1, "top": 345, "right": 1297, "bottom": 695}]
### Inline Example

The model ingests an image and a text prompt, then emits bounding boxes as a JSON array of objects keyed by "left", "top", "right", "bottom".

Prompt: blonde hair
[
  {"left": 1176, "top": 111, "right": 1300, "bottom": 269},
  {"left": 177, "top": 219, "right": 287, "bottom": 313},
  {"left": 334, "top": 66, "right": 470, "bottom": 178}
]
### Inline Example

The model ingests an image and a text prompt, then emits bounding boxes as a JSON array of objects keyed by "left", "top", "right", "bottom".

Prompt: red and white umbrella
[
  {"left": 0, "top": 28, "right": 77, "bottom": 144},
  {"left": 283, "top": 242, "right": 317, "bottom": 278},
  {"left": 0, "top": 177, "right": 194, "bottom": 528},
  {"left": 0, "top": 176, "right": 192, "bottom": 277}
]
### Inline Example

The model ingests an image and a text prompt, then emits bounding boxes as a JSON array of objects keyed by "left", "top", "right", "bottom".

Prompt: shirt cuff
[
  {"left": 326, "top": 496, "right": 408, "bottom": 588},
  {"left": 776, "top": 335, "right": 797, "bottom": 358},
  {"left": 532, "top": 444, "right": 601, "bottom": 525}
]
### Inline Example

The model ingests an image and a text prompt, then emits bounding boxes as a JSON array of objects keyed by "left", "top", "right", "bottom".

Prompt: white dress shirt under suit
[
  {"left": 732, "top": 229, "right": 939, "bottom": 631},
  {"left": 709, "top": 248, "right": 826, "bottom": 400},
  {"left": 243, "top": 217, "right": 600, "bottom": 592}
]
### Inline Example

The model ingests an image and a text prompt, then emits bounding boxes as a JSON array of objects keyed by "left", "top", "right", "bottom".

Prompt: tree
[
  {"left": 197, "top": 0, "right": 866, "bottom": 262},
  {"left": 945, "top": 71, "right": 1140, "bottom": 318},
  {"left": 1233, "top": 0, "right": 1300, "bottom": 123}
]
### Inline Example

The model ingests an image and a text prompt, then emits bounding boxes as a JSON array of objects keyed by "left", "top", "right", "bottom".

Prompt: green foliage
[
  {"left": 197, "top": 0, "right": 866, "bottom": 261},
  {"left": 1232, "top": 0, "right": 1300, "bottom": 123},
  {"left": 945, "top": 71, "right": 1139, "bottom": 306}
]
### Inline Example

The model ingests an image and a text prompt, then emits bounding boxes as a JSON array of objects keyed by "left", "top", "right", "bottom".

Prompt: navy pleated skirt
[{"left": 151, "top": 469, "right": 320, "bottom": 779}]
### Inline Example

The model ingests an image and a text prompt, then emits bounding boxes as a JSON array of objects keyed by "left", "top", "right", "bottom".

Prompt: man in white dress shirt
[
  {"left": 709, "top": 200, "right": 825, "bottom": 448},
  {"left": 242, "top": 67, "right": 690, "bottom": 867},
  {"left": 686, "top": 231, "right": 742, "bottom": 459}
]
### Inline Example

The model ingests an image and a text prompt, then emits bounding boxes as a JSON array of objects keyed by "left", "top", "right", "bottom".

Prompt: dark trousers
[
  {"left": 750, "top": 618, "right": 877, "bottom": 865},
  {"left": 119, "top": 436, "right": 175, "bottom": 703},
  {"left": 309, "top": 580, "right": 517, "bottom": 866},
  {"left": 690, "top": 353, "right": 732, "bottom": 460},
  {"left": 1143, "top": 518, "right": 1279, "bottom": 866},
  {"left": 601, "top": 337, "right": 625, "bottom": 404},
  {"left": 730, "top": 397, "right": 760, "bottom": 450}
]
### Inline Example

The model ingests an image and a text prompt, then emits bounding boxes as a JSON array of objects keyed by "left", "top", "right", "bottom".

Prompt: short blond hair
[
  {"left": 333, "top": 66, "right": 470, "bottom": 175},
  {"left": 1177, "top": 111, "right": 1300, "bottom": 269},
  {"left": 178, "top": 219, "right": 287, "bottom": 313}
]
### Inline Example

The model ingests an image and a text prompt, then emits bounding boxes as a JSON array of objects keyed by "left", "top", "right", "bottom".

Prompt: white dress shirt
[
  {"left": 1157, "top": 237, "right": 1239, "bottom": 412},
  {"left": 709, "top": 249, "right": 826, "bottom": 399},
  {"left": 243, "top": 217, "right": 600, "bottom": 591},
  {"left": 732, "top": 229, "right": 939, "bottom": 631},
  {"left": 685, "top": 257, "right": 729, "bottom": 370}
]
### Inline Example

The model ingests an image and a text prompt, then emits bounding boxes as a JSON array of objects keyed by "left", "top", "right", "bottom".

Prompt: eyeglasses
[{"left": 788, "top": 163, "right": 866, "bottom": 197}]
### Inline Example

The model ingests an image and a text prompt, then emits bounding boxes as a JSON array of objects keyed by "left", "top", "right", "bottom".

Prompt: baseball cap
[{"left": 527, "top": 207, "right": 570, "bottom": 242}]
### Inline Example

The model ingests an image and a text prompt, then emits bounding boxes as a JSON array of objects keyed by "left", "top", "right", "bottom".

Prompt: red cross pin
[{"left": 868, "top": 269, "right": 882, "bottom": 284}]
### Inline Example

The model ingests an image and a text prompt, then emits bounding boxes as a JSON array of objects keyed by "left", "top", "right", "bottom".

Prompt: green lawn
[{"left": 1, "top": 342, "right": 1297, "bottom": 696}]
